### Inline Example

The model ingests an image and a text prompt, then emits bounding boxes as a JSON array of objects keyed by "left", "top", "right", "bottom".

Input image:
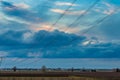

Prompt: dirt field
[
  {"left": 0, "top": 71, "right": 120, "bottom": 80},
  {"left": 0, "top": 77, "right": 120, "bottom": 80}
]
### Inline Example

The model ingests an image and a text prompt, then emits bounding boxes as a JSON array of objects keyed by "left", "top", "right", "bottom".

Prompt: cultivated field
[
  {"left": 0, "top": 77, "right": 120, "bottom": 80},
  {"left": 0, "top": 71, "right": 120, "bottom": 80}
]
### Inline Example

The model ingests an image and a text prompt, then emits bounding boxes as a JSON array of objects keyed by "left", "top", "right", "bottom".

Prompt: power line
[
  {"left": 51, "top": 0, "right": 78, "bottom": 27},
  {"left": 42, "top": 11, "right": 118, "bottom": 60},
  {"left": 65, "top": 9, "right": 119, "bottom": 46},
  {"left": 16, "top": 0, "right": 78, "bottom": 68},
  {"left": 32, "top": 0, "right": 78, "bottom": 44},
  {"left": 44, "top": 0, "right": 100, "bottom": 48},
  {"left": 13, "top": 58, "right": 30, "bottom": 68},
  {"left": 12, "top": 0, "right": 118, "bottom": 68},
  {"left": 15, "top": 59, "right": 28, "bottom": 67},
  {"left": 39, "top": 2, "right": 119, "bottom": 64},
  {"left": 3, "top": 0, "right": 55, "bottom": 68},
  {"left": 21, "top": 12, "right": 113, "bottom": 67},
  {"left": 68, "top": 0, "right": 100, "bottom": 28},
  {"left": 24, "top": 58, "right": 41, "bottom": 68},
  {"left": 22, "top": 0, "right": 101, "bottom": 68}
]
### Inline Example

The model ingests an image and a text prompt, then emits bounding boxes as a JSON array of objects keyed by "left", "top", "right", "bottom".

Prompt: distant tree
[
  {"left": 71, "top": 67, "right": 74, "bottom": 72},
  {"left": 115, "top": 68, "right": 120, "bottom": 72},
  {"left": 41, "top": 65, "right": 46, "bottom": 72},
  {"left": 57, "top": 68, "right": 61, "bottom": 71},
  {"left": 13, "top": 66, "right": 17, "bottom": 72},
  {"left": 82, "top": 67, "right": 86, "bottom": 72},
  {"left": 91, "top": 69, "right": 96, "bottom": 72}
]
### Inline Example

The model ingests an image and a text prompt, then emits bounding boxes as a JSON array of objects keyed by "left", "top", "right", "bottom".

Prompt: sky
[{"left": 0, "top": 0, "right": 120, "bottom": 59}]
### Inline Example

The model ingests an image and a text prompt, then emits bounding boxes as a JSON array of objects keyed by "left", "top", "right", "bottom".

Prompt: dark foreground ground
[
  {"left": 0, "top": 71, "right": 120, "bottom": 80},
  {"left": 0, "top": 71, "right": 120, "bottom": 77}
]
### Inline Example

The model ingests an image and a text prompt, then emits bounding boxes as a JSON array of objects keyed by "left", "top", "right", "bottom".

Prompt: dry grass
[
  {"left": 0, "top": 71, "right": 120, "bottom": 80},
  {"left": 0, "top": 77, "right": 119, "bottom": 80}
]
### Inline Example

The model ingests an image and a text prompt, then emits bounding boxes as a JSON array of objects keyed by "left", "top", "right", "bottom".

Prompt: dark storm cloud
[
  {"left": 0, "top": 30, "right": 86, "bottom": 58},
  {"left": 41, "top": 42, "right": 120, "bottom": 58},
  {"left": 32, "top": 30, "right": 86, "bottom": 47},
  {"left": 0, "top": 30, "right": 25, "bottom": 46},
  {"left": 0, "top": 30, "right": 86, "bottom": 50},
  {"left": 0, "top": 30, "right": 120, "bottom": 58}
]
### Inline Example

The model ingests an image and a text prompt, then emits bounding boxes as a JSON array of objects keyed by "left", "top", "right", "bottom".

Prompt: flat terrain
[
  {"left": 0, "top": 71, "right": 120, "bottom": 80},
  {"left": 0, "top": 77, "right": 120, "bottom": 80}
]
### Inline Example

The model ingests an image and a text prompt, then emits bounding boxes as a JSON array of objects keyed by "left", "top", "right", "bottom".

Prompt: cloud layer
[
  {"left": 1, "top": 1, "right": 41, "bottom": 22},
  {"left": 0, "top": 30, "right": 120, "bottom": 58},
  {"left": 0, "top": 0, "right": 120, "bottom": 58}
]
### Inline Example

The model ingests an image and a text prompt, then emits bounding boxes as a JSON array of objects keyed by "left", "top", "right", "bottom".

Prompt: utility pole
[{"left": 0, "top": 57, "right": 3, "bottom": 68}]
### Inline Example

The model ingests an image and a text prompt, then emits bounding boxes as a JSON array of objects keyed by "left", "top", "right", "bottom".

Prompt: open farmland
[
  {"left": 0, "top": 71, "right": 120, "bottom": 80},
  {"left": 0, "top": 77, "right": 120, "bottom": 80}
]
